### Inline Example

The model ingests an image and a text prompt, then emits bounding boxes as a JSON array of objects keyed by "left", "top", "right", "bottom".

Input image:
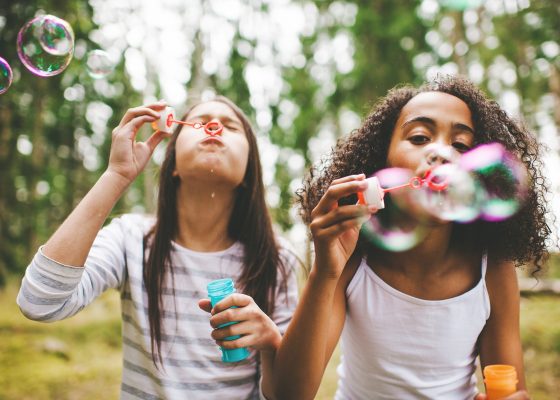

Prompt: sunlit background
[
  {"left": 1, "top": 0, "right": 559, "bottom": 273},
  {"left": 0, "top": 1, "right": 559, "bottom": 398}
]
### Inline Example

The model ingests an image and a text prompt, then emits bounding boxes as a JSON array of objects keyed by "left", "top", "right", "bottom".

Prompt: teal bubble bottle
[{"left": 207, "top": 278, "right": 250, "bottom": 362}]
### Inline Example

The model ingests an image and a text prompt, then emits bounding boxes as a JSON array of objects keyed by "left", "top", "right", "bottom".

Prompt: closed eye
[
  {"left": 453, "top": 142, "right": 471, "bottom": 153},
  {"left": 408, "top": 135, "right": 430, "bottom": 145}
]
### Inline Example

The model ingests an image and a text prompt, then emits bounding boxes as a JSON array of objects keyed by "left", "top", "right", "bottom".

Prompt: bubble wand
[
  {"left": 357, "top": 170, "right": 449, "bottom": 210},
  {"left": 152, "top": 106, "right": 223, "bottom": 136}
]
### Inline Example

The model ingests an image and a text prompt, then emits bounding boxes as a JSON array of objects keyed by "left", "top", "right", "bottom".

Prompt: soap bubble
[
  {"left": 361, "top": 168, "right": 427, "bottom": 252},
  {"left": 86, "top": 50, "right": 115, "bottom": 79},
  {"left": 460, "top": 142, "right": 528, "bottom": 221},
  {"left": 439, "top": 0, "right": 483, "bottom": 11},
  {"left": 0, "top": 57, "right": 13, "bottom": 95},
  {"left": 362, "top": 198, "right": 427, "bottom": 252},
  {"left": 416, "top": 163, "right": 485, "bottom": 222},
  {"left": 17, "top": 15, "right": 74, "bottom": 77}
]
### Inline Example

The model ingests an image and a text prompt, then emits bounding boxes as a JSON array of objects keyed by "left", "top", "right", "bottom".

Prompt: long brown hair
[{"left": 143, "top": 96, "right": 286, "bottom": 366}]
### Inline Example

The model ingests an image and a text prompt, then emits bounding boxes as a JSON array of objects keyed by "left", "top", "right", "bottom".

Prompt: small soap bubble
[
  {"left": 86, "top": 50, "right": 115, "bottom": 79},
  {"left": 39, "top": 15, "right": 74, "bottom": 56},
  {"left": 439, "top": 0, "right": 482, "bottom": 11},
  {"left": 17, "top": 15, "right": 74, "bottom": 77},
  {"left": 0, "top": 57, "right": 13, "bottom": 94},
  {"left": 460, "top": 143, "right": 528, "bottom": 221}
]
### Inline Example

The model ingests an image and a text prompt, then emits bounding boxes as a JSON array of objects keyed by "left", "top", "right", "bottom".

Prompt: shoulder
[
  {"left": 109, "top": 213, "right": 156, "bottom": 236},
  {"left": 485, "top": 256, "right": 520, "bottom": 317},
  {"left": 485, "top": 256, "right": 518, "bottom": 295}
]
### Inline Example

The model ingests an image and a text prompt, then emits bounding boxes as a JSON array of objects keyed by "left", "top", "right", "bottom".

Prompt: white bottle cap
[
  {"left": 358, "top": 176, "right": 385, "bottom": 209},
  {"left": 152, "top": 106, "right": 177, "bottom": 133}
]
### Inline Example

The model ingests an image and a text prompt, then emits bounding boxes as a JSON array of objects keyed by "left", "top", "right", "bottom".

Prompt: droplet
[{"left": 211, "top": 192, "right": 215, "bottom": 199}]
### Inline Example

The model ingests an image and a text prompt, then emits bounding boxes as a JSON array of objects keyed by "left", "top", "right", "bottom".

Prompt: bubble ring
[{"left": 204, "top": 121, "right": 223, "bottom": 136}]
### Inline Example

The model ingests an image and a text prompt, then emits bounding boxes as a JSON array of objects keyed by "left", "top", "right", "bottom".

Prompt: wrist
[
  {"left": 310, "top": 261, "right": 342, "bottom": 282},
  {"left": 102, "top": 169, "right": 134, "bottom": 192}
]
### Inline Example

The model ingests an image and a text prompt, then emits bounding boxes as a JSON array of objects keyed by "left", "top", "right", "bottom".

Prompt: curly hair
[{"left": 297, "top": 75, "right": 552, "bottom": 273}]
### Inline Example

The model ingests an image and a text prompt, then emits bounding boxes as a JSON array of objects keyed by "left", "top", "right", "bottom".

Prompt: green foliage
[
  {"left": 0, "top": 0, "right": 558, "bottom": 284},
  {"left": 0, "top": 280, "right": 121, "bottom": 400}
]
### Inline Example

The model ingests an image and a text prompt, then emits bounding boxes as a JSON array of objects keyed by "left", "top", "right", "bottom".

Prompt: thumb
[{"left": 198, "top": 299, "right": 212, "bottom": 314}]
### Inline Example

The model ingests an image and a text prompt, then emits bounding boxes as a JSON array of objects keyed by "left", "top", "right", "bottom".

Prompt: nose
[
  {"left": 204, "top": 120, "right": 223, "bottom": 136},
  {"left": 424, "top": 144, "right": 458, "bottom": 167}
]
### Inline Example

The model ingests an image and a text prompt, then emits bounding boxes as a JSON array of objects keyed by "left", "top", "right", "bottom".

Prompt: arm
[
  {"left": 271, "top": 174, "right": 375, "bottom": 400},
  {"left": 477, "top": 257, "right": 528, "bottom": 398},
  {"left": 43, "top": 102, "right": 168, "bottom": 266},
  {"left": 17, "top": 102, "right": 168, "bottom": 320}
]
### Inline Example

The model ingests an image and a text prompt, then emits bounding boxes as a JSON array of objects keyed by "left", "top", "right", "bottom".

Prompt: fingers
[
  {"left": 145, "top": 129, "right": 171, "bottom": 152},
  {"left": 312, "top": 204, "right": 370, "bottom": 231},
  {"left": 503, "top": 390, "right": 530, "bottom": 400},
  {"left": 121, "top": 115, "right": 160, "bottom": 141},
  {"left": 198, "top": 299, "right": 212, "bottom": 314},
  {"left": 116, "top": 101, "right": 167, "bottom": 129},
  {"left": 216, "top": 331, "right": 255, "bottom": 350},
  {"left": 312, "top": 176, "right": 369, "bottom": 217},
  {"left": 330, "top": 173, "right": 365, "bottom": 186},
  {"left": 211, "top": 293, "right": 253, "bottom": 315}
]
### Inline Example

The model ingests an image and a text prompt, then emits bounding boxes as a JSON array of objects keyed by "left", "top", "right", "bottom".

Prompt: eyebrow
[{"left": 402, "top": 116, "right": 475, "bottom": 135}]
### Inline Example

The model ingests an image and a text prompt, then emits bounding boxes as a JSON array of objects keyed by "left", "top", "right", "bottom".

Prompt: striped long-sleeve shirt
[{"left": 17, "top": 214, "right": 299, "bottom": 400}]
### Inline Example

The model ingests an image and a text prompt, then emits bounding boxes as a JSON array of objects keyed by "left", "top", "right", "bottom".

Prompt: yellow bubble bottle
[{"left": 483, "top": 364, "right": 517, "bottom": 400}]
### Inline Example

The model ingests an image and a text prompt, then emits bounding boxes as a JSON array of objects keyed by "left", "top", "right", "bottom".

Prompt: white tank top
[{"left": 335, "top": 256, "right": 490, "bottom": 400}]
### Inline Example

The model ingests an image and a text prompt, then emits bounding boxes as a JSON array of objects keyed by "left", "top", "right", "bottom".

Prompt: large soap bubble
[
  {"left": 17, "top": 15, "right": 74, "bottom": 77},
  {"left": 0, "top": 57, "right": 13, "bottom": 94},
  {"left": 415, "top": 163, "right": 485, "bottom": 223},
  {"left": 460, "top": 142, "right": 529, "bottom": 221}
]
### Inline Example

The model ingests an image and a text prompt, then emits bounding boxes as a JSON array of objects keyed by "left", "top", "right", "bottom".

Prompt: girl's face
[
  {"left": 386, "top": 91, "right": 475, "bottom": 178},
  {"left": 173, "top": 101, "right": 250, "bottom": 188}
]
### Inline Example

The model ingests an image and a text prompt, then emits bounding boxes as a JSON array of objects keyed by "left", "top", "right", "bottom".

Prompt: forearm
[
  {"left": 272, "top": 270, "right": 339, "bottom": 400},
  {"left": 43, "top": 170, "right": 131, "bottom": 266},
  {"left": 260, "top": 349, "right": 277, "bottom": 400}
]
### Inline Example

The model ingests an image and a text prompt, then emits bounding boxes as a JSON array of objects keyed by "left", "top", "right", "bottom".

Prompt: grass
[
  {"left": 1, "top": 279, "right": 559, "bottom": 399},
  {"left": 0, "top": 279, "right": 122, "bottom": 400}
]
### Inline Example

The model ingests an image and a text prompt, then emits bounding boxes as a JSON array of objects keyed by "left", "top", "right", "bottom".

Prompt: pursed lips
[{"left": 199, "top": 136, "right": 224, "bottom": 145}]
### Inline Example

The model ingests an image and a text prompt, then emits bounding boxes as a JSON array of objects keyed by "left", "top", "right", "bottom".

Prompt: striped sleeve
[{"left": 17, "top": 216, "right": 130, "bottom": 322}]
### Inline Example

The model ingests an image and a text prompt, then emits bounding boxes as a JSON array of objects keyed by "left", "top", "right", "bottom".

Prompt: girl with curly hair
[{"left": 272, "top": 75, "right": 550, "bottom": 399}]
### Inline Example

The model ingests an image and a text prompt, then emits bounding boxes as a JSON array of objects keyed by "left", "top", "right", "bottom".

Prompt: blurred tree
[
  {"left": 0, "top": 0, "right": 142, "bottom": 286},
  {"left": 0, "top": 0, "right": 558, "bottom": 287}
]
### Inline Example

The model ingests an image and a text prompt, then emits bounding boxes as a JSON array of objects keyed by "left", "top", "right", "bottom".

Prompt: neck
[{"left": 174, "top": 180, "right": 238, "bottom": 252}]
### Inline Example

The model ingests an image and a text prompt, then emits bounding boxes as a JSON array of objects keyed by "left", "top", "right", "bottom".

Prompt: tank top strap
[{"left": 481, "top": 252, "right": 488, "bottom": 278}]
